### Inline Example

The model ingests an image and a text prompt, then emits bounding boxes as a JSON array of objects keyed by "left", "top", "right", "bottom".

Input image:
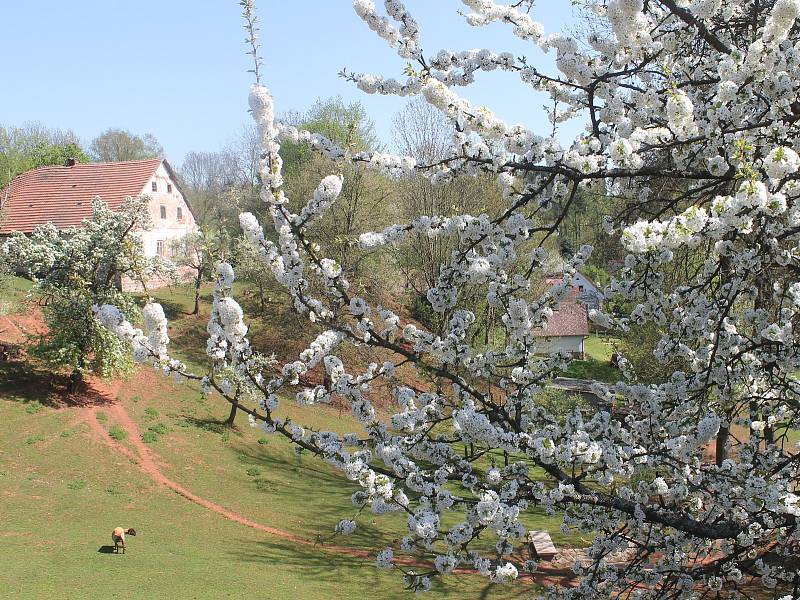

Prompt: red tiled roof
[
  {"left": 0, "top": 158, "right": 163, "bottom": 234},
  {"left": 533, "top": 301, "right": 589, "bottom": 338}
]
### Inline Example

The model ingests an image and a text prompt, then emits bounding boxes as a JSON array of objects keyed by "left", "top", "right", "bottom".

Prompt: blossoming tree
[
  {"left": 3, "top": 197, "right": 157, "bottom": 389},
  {"left": 97, "top": 0, "right": 800, "bottom": 597}
]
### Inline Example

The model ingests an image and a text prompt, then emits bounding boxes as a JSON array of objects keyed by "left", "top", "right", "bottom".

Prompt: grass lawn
[
  {"left": 0, "top": 278, "right": 557, "bottom": 598},
  {"left": 0, "top": 392, "right": 533, "bottom": 599},
  {"left": 584, "top": 335, "right": 615, "bottom": 362},
  {"left": 560, "top": 335, "right": 620, "bottom": 383},
  {"left": 134, "top": 283, "right": 588, "bottom": 549},
  {"left": 0, "top": 274, "right": 33, "bottom": 314}
]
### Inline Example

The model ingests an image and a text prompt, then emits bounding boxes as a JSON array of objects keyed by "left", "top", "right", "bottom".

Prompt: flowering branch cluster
[{"left": 99, "top": 1, "right": 800, "bottom": 597}]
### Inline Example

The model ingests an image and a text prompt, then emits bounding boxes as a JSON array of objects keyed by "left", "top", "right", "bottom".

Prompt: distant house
[
  {"left": 533, "top": 300, "right": 589, "bottom": 358},
  {"left": 0, "top": 158, "right": 197, "bottom": 289},
  {"left": 545, "top": 271, "right": 605, "bottom": 311}
]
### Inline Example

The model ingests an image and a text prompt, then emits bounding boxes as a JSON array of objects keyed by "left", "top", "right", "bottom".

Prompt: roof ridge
[
  {"left": 1, "top": 158, "right": 163, "bottom": 187},
  {"left": 82, "top": 157, "right": 163, "bottom": 167},
  {"left": 0, "top": 158, "right": 166, "bottom": 235}
]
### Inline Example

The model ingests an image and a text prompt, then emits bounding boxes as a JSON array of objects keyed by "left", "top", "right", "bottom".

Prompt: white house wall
[
  {"left": 139, "top": 162, "right": 197, "bottom": 258},
  {"left": 535, "top": 335, "right": 586, "bottom": 356},
  {"left": 571, "top": 272, "right": 604, "bottom": 310}
]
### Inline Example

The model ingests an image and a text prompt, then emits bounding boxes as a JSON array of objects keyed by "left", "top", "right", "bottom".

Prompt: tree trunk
[
  {"left": 67, "top": 369, "right": 83, "bottom": 393},
  {"left": 192, "top": 268, "right": 202, "bottom": 315},
  {"left": 715, "top": 425, "right": 729, "bottom": 467},
  {"left": 226, "top": 401, "right": 238, "bottom": 427}
]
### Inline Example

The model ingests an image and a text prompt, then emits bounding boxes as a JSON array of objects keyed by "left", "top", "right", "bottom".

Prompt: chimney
[{"left": 64, "top": 158, "right": 79, "bottom": 167}]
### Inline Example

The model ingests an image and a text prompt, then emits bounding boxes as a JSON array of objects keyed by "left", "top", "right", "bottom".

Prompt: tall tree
[
  {"left": 90, "top": 128, "right": 162, "bottom": 163},
  {"left": 0, "top": 123, "right": 89, "bottom": 188},
  {"left": 280, "top": 97, "right": 392, "bottom": 278},
  {"left": 179, "top": 126, "right": 261, "bottom": 232},
  {"left": 391, "top": 98, "right": 503, "bottom": 300}
]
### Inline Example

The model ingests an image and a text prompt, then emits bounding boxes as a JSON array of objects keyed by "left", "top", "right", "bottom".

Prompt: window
[
  {"left": 176, "top": 206, "right": 183, "bottom": 220},
  {"left": 151, "top": 181, "right": 157, "bottom": 192},
  {"left": 167, "top": 183, "right": 173, "bottom": 193},
  {"left": 156, "top": 240, "right": 165, "bottom": 257},
  {"left": 578, "top": 285, "right": 584, "bottom": 292},
  {"left": 160, "top": 205, "right": 166, "bottom": 219}
]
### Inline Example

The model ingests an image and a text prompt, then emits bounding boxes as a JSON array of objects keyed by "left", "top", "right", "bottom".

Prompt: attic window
[
  {"left": 176, "top": 207, "right": 183, "bottom": 220},
  {"left": 160, "top": 205, "right": 166, "bottom": 219},
  {"left": 151, "top": 181, "right": 157, "bottom": 192},
  {"left": 167, "top": 183, "right": 173, "bottom": 193}
]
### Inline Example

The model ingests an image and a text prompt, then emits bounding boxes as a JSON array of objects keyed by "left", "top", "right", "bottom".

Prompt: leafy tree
[
  {"left": 0, "top": 123, "right": 89, "bottom": 188},
  {"left": 391, "top": 97, "right": 507, "bottom": 336},
  {"left": 1, "top": 197, "right": 155, "bottom": 389},
  {"left": 281, "top": 97, "right": 393, "bottom": 278},
  {"left": 170, "top": 228, "right": 230, "bottom": 315},
  {"left": 90, "top": 128, "right": 162, "bottom": 163},
  {"left": 29, "top": 141, "right": 89, "bottom": 169}
]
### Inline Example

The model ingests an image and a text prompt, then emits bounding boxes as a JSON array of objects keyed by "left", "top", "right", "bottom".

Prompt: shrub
[
  {"left": 108, "top": 425, "right": 127, "bottom": 441},
  {"left": 140, "top": 431, "right": 158, "bottom": 444},
  {"left": 148, "top": 423, "right": 169, "bottom": 435}
]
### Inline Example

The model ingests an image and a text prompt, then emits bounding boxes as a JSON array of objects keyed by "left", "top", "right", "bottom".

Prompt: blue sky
[{"left": 1, "top": 1, "right": 581, "bottom": 166}]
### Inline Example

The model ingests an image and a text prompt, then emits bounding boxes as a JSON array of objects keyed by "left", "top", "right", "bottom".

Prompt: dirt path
[
  {"left": 82, "top": 379, "right": 320, "bottom": 549},
  {"left": 78, "top": 377, "right": 577, "bottom": 585}
]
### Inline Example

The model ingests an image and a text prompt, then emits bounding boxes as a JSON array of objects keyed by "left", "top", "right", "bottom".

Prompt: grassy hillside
[
  {"left": 1, "top": 392, "right": 537, "bottom": 599},
  {"left": 0, "top": 277, "right": 562, "bottom": 599}
]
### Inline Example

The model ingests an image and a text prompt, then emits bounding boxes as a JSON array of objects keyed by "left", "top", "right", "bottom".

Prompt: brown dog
[{"left": 111, "top": 527, "right": 137, "bottom": 554}]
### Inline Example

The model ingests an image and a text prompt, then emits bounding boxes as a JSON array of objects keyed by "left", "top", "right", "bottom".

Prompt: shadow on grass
[
  {"left": 0, "top": 358, "right": 118, "bottom": 409},
  {"left": 0, "top": 359, "right": 58, "bottom": 403},
  {"left": 229, "top": 538, "right": 534, "bottom": 599},
  {"left": 97, "top": 545, "right": 116, "bottom": 554},
  {"left": 182, "top": 415, "right": 240, "bottom": 435},
  {"left": 167, "top": 318, "right": 213, "bottom": 369},
  {"left": 229, "top": 437, "right": 406, "bottom": 547},
  {"left": 232, "top": 440, "right": 349, "bottom": 489},
  {"left": 135, "top": 284, "right": 210, "bottom": 318}
]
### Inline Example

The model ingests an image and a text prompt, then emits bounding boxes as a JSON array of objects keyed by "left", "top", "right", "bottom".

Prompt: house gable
[
  {"left": 137, "top": 161, "right": 197, "bottom": 258},
  {"left": 544, "top": 271, "right": 605, "bottom": 311},
  {"left": 532, "top": 300, "right": 590, "bottom": 339}
]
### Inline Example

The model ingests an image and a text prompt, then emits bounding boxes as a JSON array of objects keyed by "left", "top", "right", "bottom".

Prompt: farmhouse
[
  {"left": 533, "top": 300, "right": 589, "bottom": 358},
  {"left": 0, "top": 158, "right": 197, "bottom": 291},
  {"left": 0, "top": 158, "right": 196, "bottom": 261}
]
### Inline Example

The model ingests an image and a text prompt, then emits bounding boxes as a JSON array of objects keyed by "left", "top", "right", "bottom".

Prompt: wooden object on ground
[{"left": 526, "top": 530, "right": 558, "bottom": 561}]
